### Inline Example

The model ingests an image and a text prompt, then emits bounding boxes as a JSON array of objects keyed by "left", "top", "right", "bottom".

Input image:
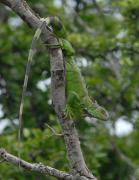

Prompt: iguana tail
[
  {"left": 18, "top": 20, "right": 46, "bottom": 158},
  {"left": 18, "top": 16, "right": 63, "bottom": 152}
]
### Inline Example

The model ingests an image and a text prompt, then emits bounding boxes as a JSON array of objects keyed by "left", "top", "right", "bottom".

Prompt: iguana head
[
  {"left": 84, "top": 99, "right": 109, "bottom": 121},
  {"left": 95, "top": 106, "right": 109, "bottom": 121}
]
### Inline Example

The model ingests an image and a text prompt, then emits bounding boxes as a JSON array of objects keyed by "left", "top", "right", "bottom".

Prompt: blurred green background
[{"left": 0, "top": 0, "right": 139, "bottom": 179}]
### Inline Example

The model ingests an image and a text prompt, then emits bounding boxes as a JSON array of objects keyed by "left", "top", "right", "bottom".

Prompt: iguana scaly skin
[
  {"left": 58, "top": 38, "right": 109, "bottom": 120},
  {"left": 18, "top": 17, "right": 109, "bottom": 147},
  {"left": 66, "top": 56, "right": 109, "bottom": 120}
]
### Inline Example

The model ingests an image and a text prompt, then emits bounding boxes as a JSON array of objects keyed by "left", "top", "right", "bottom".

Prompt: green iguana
[{"left": 18, "top": 16, "right": 109, "bottom": 145}]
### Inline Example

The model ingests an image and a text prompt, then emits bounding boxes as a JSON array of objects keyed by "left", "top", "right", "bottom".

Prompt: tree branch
[
  {"left": 0, "top": 0, "right": 97, "bottom": 179},
  {"left": 1, "top": 0, "right": 40, "bottom": 29},
  {"left": 0, "top": 148, "right": 73, "bottom": 179}
]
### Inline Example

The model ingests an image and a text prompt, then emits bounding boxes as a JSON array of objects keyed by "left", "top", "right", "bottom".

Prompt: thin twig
[{"left": 45, "top": 123, "right": 63, "bottom": 137}]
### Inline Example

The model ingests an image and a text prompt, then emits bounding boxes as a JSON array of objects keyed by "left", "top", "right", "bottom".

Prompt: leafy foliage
[{"left": 0, "top": 0, "right": 139, "bottom": 179}]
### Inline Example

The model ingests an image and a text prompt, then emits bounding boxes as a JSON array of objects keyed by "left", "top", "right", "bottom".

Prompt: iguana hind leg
[{"left": 64, "top": 91, "right": 83, "bottom": 119}]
